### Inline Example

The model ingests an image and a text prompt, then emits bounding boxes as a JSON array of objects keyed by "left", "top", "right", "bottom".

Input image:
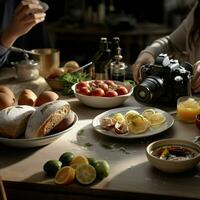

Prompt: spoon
[
  {"left": 10, "top": 46, "right": 40, "bottom": 55},
  {"left": 71, "top": 62, "right": 93, "bottom": 73}
]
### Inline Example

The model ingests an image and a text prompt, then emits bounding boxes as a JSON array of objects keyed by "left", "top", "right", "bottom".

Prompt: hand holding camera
[{"left": 133, "top": 54, "right": 193, "bottom": 105}]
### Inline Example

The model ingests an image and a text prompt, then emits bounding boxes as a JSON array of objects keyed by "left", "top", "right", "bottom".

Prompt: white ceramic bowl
[
  {"left": 146, "top": 138, "right": 200, "bottom": 173},
  {"left": 72, "top": 80, "right": 133, "bottom": 108}
]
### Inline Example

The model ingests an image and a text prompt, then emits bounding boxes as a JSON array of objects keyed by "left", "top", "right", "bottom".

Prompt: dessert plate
[{"left": 92, "top": 107, "right": 174, "bottom": 139}]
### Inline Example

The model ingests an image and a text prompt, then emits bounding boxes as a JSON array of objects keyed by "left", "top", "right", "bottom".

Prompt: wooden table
[{"left": 0, "top": 77, "right": 200, "bottom": 200}]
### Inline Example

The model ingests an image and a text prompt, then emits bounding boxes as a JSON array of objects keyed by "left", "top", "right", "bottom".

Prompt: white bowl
[
  {"left": 146, "top": 138, "right": 200, "bottom": 173},
  {"left": 72, "top": 80, "right": 133, "bottom": 108}
]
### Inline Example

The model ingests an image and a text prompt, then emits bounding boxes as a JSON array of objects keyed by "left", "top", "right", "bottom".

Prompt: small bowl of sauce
[{"left": 146, "top": 138, "right": 200, "bottom": 173}]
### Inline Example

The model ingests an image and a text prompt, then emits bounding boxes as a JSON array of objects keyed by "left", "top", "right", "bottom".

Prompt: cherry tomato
[
  {"left": 105, "top": 80, "right": 115, "bottom": 86},
  {"left": 116, "top": 86, "right": 129, "bottom": 95},
  {"left": 78, "top": 87, "right": 91, "bottom": 96},
  {"left": 76, "top": 81, "right": 90, "bottom": 91},
  {"left": 94, "top": 80, "right": 104, "bottom": 86},
  {"left": 105, "top": 90, "right": 118, "bottom": 97},
  {"left": 90, "top": 88, "right": 105, "bottom": 96},
  {"left": 98, "top": 83, "right": 109, "bottom": 92}
]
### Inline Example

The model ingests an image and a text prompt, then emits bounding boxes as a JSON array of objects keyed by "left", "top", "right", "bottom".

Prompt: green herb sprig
[{"left": 59, "top": 72, "right": 91, "bottom": 96}]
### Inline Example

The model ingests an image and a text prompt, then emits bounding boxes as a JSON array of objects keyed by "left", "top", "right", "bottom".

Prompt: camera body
[{"left": 133, "top": 54, "right": 193, "bottom": 105}]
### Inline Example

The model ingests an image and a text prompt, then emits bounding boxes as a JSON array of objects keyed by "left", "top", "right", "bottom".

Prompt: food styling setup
[{"left": 0, "top": 37, "right": 200, "bottom": 200}]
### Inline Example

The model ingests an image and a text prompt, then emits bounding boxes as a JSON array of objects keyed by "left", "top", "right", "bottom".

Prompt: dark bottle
[
  {"left": 106, "top": 37, "right": 120, "bottom": 79},
  {"left": 110, "top": 47, "right": 127, "bottom": 82},
  {"left": 95, "top": 39, "right": 111, "bottom": 80},
  {"left": 90, "top": 37, "right": 107, "bottom": 79}
]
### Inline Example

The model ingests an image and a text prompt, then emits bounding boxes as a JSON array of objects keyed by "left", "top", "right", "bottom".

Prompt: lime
[
  {"left": 70, "top": 155, "right": 89, "bottom": 169},
  {"left": 94, "top": 160, "right": 110, "bottom": 179},
  {"left": 59, "top": 152, "right": 75, "bottom": 166},
  {"left": 76, "top": 164, "right": 96, "bottom": 185},
  {"left": 55, "top": 166, "right": 75, "bottom": 185},
  {"left": 43, "top": 160, "right": 62, "bottom": 176},
  {"left": 87, "top": 157, "right": 97, "bottom": 167}
]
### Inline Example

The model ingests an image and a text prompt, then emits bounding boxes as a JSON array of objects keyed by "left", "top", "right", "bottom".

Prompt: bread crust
[
  {"left": 25, "top": 100, "right": 71, "bottom": 138},
  {"left": 0, "top": 105, "right": 36, "bottom": 138}
]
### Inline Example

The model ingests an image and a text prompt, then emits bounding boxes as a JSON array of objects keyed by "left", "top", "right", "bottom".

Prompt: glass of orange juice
[{"left": 177, "top": 96, "right": 200, "bottom": 123}]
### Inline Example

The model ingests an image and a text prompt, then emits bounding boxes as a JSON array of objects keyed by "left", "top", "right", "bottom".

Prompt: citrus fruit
[
  {"left": 142, "top": 109, "right": 166, "bottom": 126},
  {"left": 87, "top": 157, "right": 97, "bottom": 167},
  {"left": 54, "top": 166, "right": 75, "bottom": 185},
  {"left": 76, "top": 164, "right": 96, "bottom": 185},
  {"left": 94, "top": 160, "right": 110, "bottom": 179},
  {"left": 142, "top": 108, "right": 156, "bottom": 119},
  {"left": 43, "top": 160, "right": 62, "bottom": 176},
  {"left": 70, "top": 155, "right": 89, "bottom": 169},
  {"left": 148, "top": 112, "right": 166, "bottom": 126},
  {"left": 124, "top": 110, "right": 140, "bottom": 122},
  {"left": 127, "top": 115, "right": 150, "bottom": 134},
  {"left": 59, "top": 152, "right": 75, "bottom": 166},
  {"left": 112, "top": 113, "right": 125, "bottom": 123}
]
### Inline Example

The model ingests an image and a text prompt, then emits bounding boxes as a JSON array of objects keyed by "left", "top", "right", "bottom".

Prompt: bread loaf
[
  {"left": 0, "top": 105, "right": 36, "bottom": 138},
  {"left": 25, "top": 100, "right": 71, "bottom": 138}
]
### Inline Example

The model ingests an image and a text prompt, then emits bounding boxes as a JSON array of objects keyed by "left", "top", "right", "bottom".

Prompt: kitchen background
[{"left": 43, "top": 0, "right": 195, "bottom": 67}]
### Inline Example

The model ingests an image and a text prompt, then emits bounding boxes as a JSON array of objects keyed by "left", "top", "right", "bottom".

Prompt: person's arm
[
  {"left": 132, "top": 3, "right": 195, "bottom": 84},
  {"left": 0, "top": 0, "right": 46, "bottom": 67}
]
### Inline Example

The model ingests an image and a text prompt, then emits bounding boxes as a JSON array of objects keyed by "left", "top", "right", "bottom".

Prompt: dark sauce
[{"left": 152, "top": 145, "right": 198, "bottom": 161}]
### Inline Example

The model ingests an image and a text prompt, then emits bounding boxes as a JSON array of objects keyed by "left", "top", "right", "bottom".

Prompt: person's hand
[
  {"left": 132, "top": 52, "right": 155, "bottom": 84},
  {"left": 192, "top": 60, "right": 200, "bottom": 93},
  {"left": 1, "top": 0, "right": 46, "bottom": 48}
]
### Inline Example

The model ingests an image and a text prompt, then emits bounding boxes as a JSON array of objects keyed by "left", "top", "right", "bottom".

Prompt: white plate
[
  {"left": 0, "top": 111, "right": 78, "bottom": 148},
  {"left": 92, "top": 107, "right": 174, "bottom": 139}
]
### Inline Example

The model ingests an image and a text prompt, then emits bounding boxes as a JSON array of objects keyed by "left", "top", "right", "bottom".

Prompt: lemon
[
  {"left": 94, "top": 160, "right": 110, "bottom": 179},
  {"left": 148, "top": 112, "right": 166, "bottom": 126},
  {"left": 76, "top": 164, "right": 96, "bottom": 185},
  {"left": 54, "top": 166, "right": 76, "bottom": 185},
  {"left": 112, "top": 113, "right": 125, "bottom": 123},
  {"left": 59, "top": 152, "right": 75, "bottom": 166},
  {"left": 43, "top": 160, "right": 62, "bottom": 176},
  {"left": 128, "top": 117, "right": 150, "bottom": 134},
  {"left": 70, "top": 155, "right": 89, "bottom": 169},
  {"left": 142, "top": 108, "right": 156, "bottom": 120},
  {"left": 124, "top": 110, "right": 140, "bottom": 122}
]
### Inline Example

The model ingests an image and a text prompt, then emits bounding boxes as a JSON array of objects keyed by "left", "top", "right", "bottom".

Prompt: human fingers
[
  {"left": 191, "top": 61, "right": 200, "bottom": 91},
  {"left": 15, "top": 2, "right": 44, "bottom": 19},
  {"left": 132, "top": 63, "right": 142, "bottom": 84},
  {"left": 24, "top": 12, "right": 46, "bottom": 24}
]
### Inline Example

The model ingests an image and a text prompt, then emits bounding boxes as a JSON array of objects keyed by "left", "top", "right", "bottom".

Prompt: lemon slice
[
  {"left": 128, "top": 116, "right": 150, "bottom": 134},
  {"left": 54, "top": 166, "right": 75, "bottom": 185},
  {"left": 124, "top": 110, "right": 140, "bottom": 122},
  {"left": 112, "top": 113, "right": 125, "bottom": 123},
  {"left": 148, "top": 112, "right": 166, "bottom": 126},
  {"left": 76, "top": 164, "right": 96, "bottom": 185},
  {"left": 142, "top": 108, "right": 156, "bottom": 120},
  {"left": 70, "top": 155, "right": 89, "bottom": 169}
]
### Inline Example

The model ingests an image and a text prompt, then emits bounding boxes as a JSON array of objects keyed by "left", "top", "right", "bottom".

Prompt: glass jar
[{"left": 13, "top": 59, "right": 40, "bottom": 81}]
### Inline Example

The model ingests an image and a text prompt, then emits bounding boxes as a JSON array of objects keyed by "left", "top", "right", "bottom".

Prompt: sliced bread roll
[
  {"left": 25, "top": 100, "right": 71, "bottom": 139},
  {"left": 0, "top": 105, "right": 36, "bottom": 139}
]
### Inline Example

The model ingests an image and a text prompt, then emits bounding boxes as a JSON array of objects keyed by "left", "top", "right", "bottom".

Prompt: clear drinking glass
[{"left": 177, "top": 96, "right": 200, "bottom": 123}]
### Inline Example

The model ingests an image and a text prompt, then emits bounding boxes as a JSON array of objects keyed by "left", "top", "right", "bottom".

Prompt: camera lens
[{"left": 133, "top": 76, "right": 164, "bottom": 103}]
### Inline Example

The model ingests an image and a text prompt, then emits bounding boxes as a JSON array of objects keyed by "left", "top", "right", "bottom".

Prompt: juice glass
[{"left": 177, "top": 96, "right": 200, "bottom": 123}]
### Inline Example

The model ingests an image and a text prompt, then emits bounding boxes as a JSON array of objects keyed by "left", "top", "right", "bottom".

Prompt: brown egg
[
  {"left": 35, "top": 91, "right": 59, "bottom": 106},
  {"left": 18, "top": 89, "right": 37, "bottom": 106},
  {"left": 48, "top": 68, "right": 65, "bottom": 79},
  {"left": 0, "top": 92, "right": 15, "bottom": 110},
  {"left": 52, "top": 111, "right": 75, "bottom": 132},
  {"left": 63, "top": 61, "right": 79, "bottom": 73},
  {"left": 0, "top": 85, "right": 15, "bottom": 102}
]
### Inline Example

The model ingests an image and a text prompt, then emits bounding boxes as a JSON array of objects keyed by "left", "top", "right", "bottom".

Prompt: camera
[{"left": 133, "top": 54, "right": 193, "bottom": 105}]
